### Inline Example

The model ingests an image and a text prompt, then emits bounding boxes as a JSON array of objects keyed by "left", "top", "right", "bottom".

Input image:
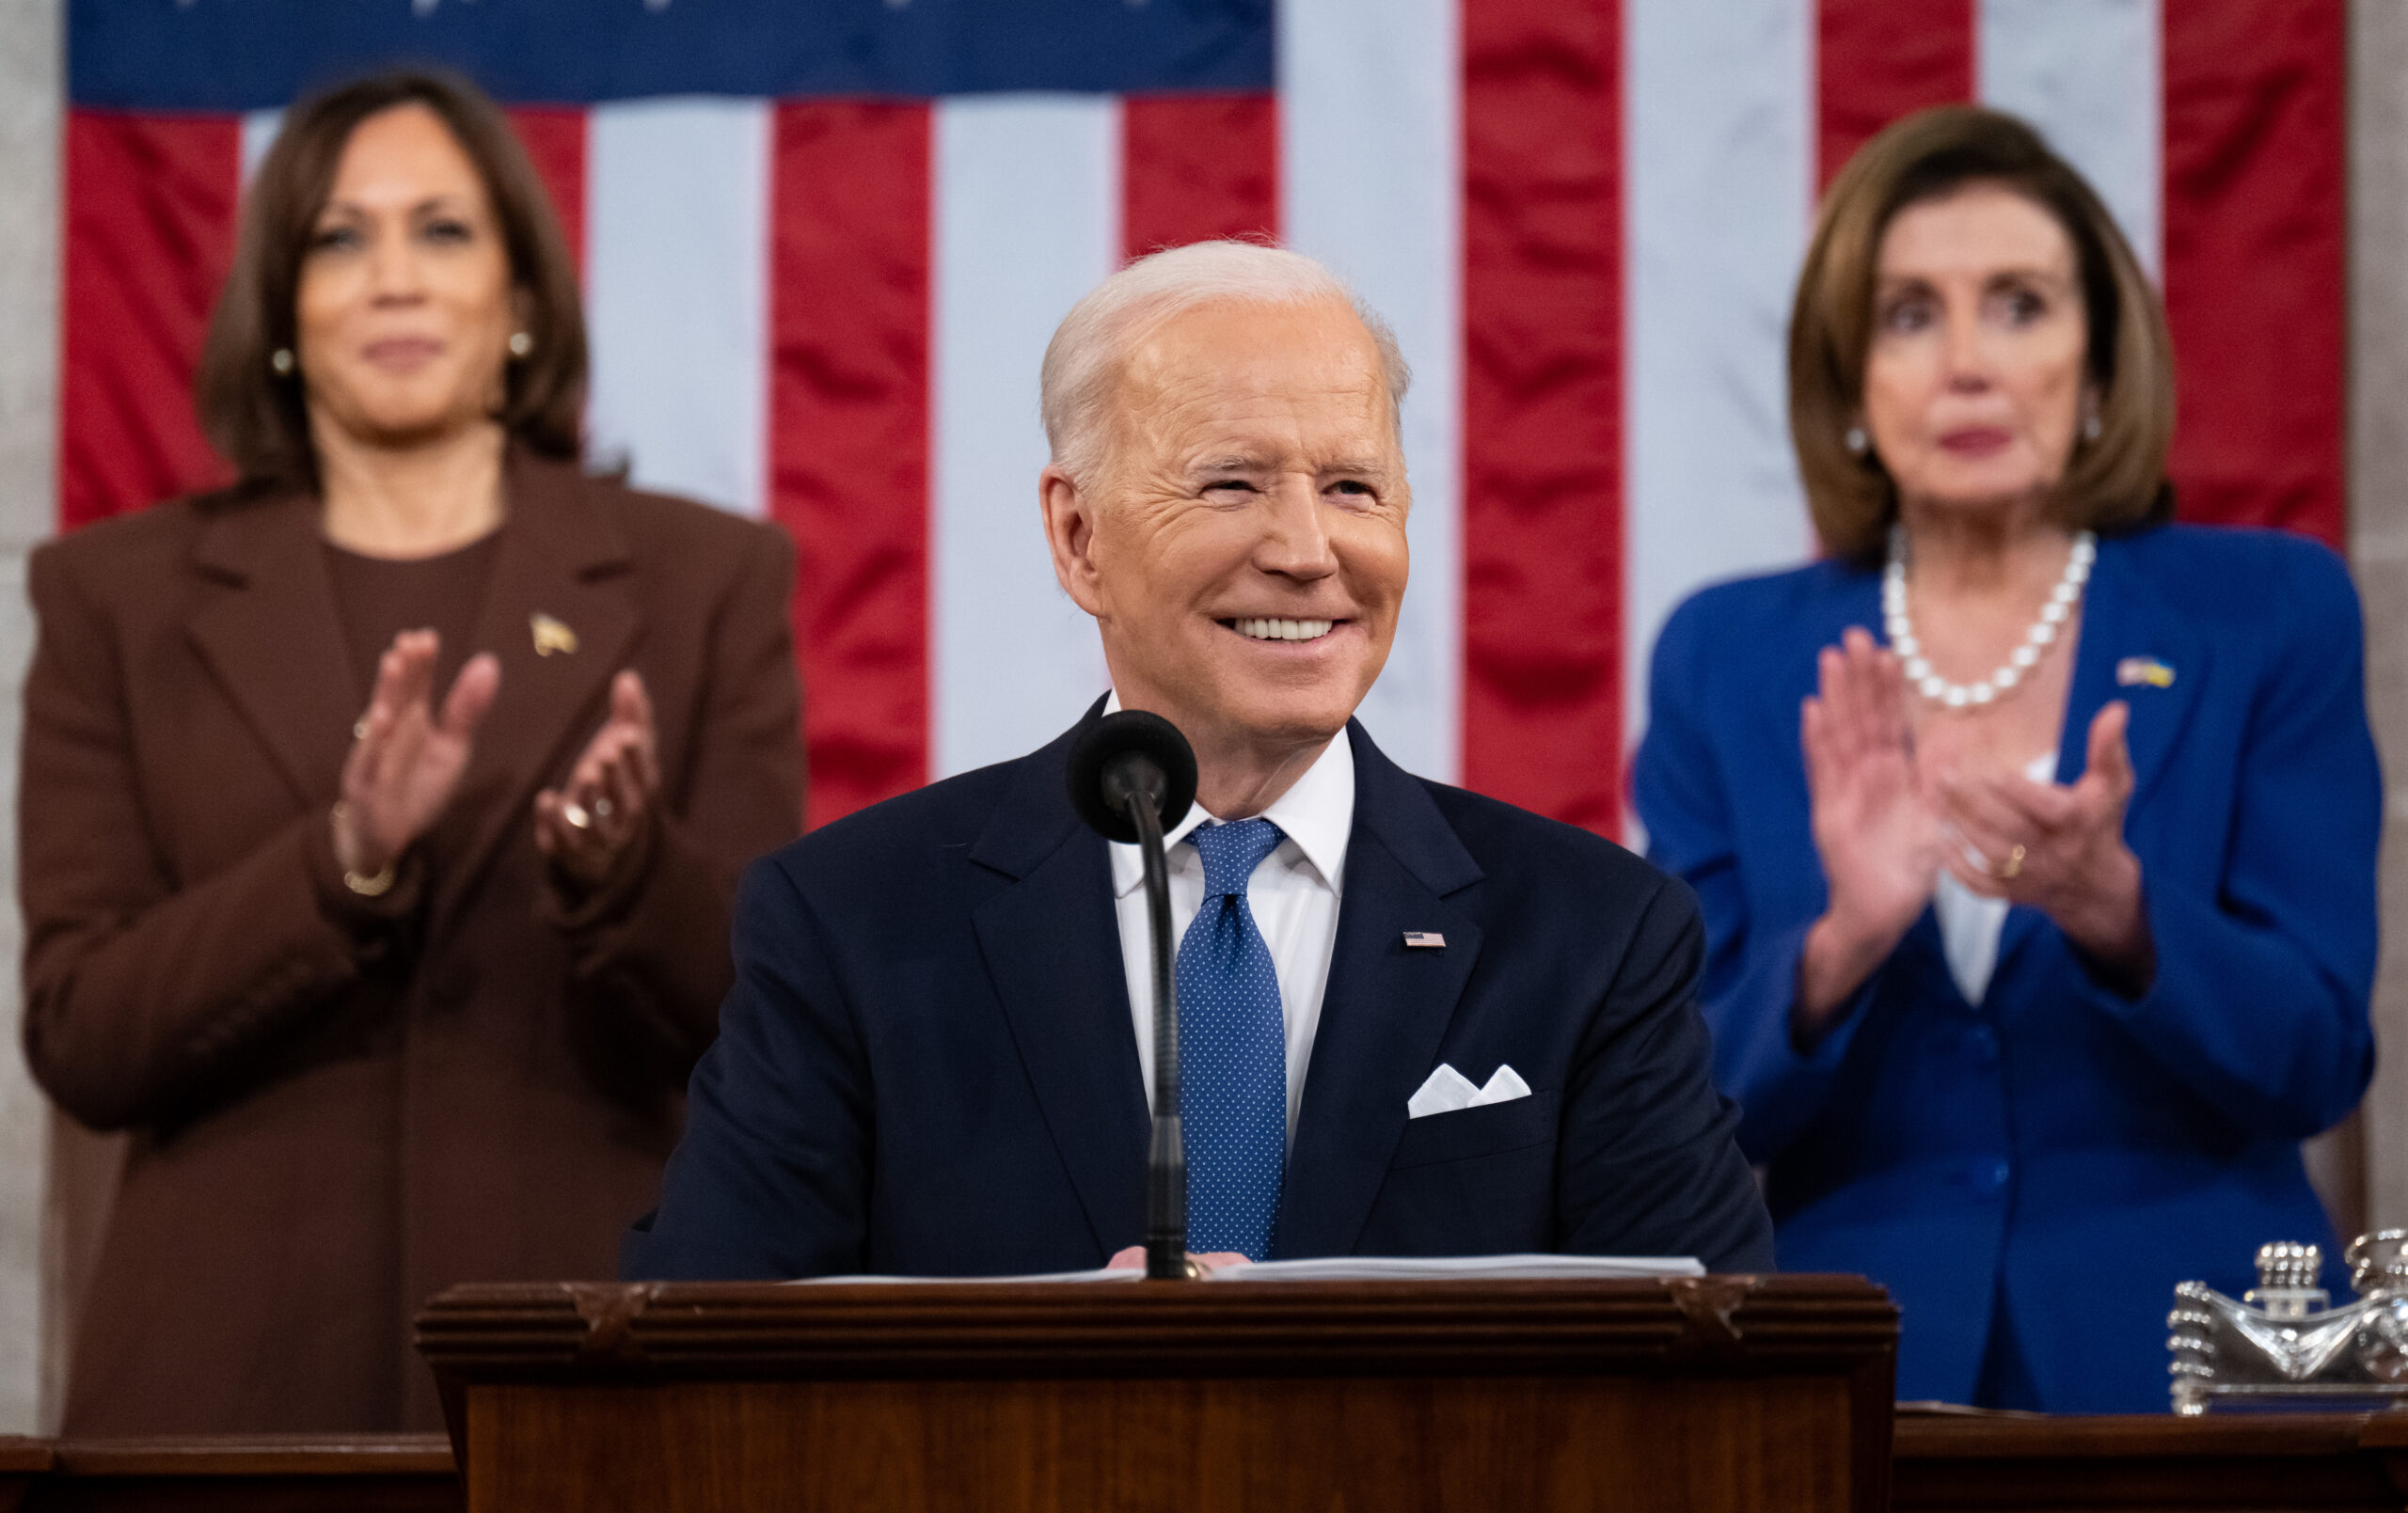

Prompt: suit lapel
[
  {"left": 429, "top": 453, "right": 638, "bottom": 933},
  {"left": 1275, "top": 723, "right": 1485, "bottom": 1258},
  {"left": 185, "top": 491, "right": 366, "bottom": 808},
  {"left": 1998, "top": 528, "right": 2209, "bottom": 972},
  {"left": 968, "top": 717, "right": 1150, "bottom": 1257},
  {"left": 2054, "top": 531, "right": 2208, "bottom": 805}
]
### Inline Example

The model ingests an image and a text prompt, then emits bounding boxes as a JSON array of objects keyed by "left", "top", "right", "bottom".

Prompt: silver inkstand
[{"left": 2169, "top": 1232, "right": 2408, "bottom": 1414}]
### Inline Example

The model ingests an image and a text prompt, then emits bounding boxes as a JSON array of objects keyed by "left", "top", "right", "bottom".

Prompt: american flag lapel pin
[
  {"left": 530, "top": 612, "right": 579, "bottom": 657},
  {"left": 1402, "top": 931, "right": 1447, "bottom": 950}
]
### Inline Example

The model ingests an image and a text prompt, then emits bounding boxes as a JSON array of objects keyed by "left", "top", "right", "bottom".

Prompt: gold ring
[{"left": 2000, "top": 843, "right": 2026, "bottom": 880}]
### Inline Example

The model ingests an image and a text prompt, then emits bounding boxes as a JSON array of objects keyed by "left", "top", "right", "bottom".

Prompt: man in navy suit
[{"left": 624, "top": 242, "right": 1773, "bottom": 1279}]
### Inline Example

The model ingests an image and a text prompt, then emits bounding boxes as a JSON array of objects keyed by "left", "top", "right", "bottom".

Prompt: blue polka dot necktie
[{"left": 1178, "top": 818, "right": 1289, "bottom": 1261}]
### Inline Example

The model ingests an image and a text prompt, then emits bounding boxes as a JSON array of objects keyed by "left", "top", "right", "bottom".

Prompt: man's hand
[{"left": 1104, "top": 1245, "right": 1253, "bottom": 1273}]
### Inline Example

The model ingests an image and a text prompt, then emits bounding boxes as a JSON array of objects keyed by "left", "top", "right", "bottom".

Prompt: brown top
[
  {"left": 321, "top": 531, "right": 506, "bottom": 701},
  {"left": 19, "top": 451, "right": 804, "bottom": 1435}
]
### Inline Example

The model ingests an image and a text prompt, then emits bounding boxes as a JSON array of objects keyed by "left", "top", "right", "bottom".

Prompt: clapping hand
[
  {"left": 1796, "top": 628, "right": 1948, "bottom": 1029},
  {"left": 533, "top": 670, "right": 661, "bottom": 888},
  {"left": 1934, "top": 701, "right": 2152, "bottom": 988},
  {"left": 334, "top": 630, "right": 501, "bottom": 880}
]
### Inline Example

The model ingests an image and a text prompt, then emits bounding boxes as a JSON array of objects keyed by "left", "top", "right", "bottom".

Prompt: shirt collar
[{"left": 1101, "top": 691, "right": 1355, "bottom": 900}]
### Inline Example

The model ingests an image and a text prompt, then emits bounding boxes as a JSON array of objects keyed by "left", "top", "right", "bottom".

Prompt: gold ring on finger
[{"left": 2000, "top": 843, "right": 2026, "bottom": 880}]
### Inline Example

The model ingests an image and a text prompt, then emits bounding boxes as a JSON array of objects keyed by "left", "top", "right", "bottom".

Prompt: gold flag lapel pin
[{"left": 531, "top": 613, "right": 579, "bottom": 657}]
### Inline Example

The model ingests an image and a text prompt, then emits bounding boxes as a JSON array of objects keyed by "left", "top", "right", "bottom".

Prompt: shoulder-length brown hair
[
  {"left": 1789, "top": 104, "right": 2175, "bottom": 561},
  {"left": 197, "top": 70, "right": 586, "bottom": 493}
]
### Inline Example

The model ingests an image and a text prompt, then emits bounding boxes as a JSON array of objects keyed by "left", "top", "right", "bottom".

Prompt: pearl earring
[
  {"left": 270, "top": 348, "right": 294, "bottom": 376},
  {"left": 2083, "top": 412, "right": 2103, "bottom": 441},
  {"left": 1844, "top": 425, "right": 1869, "bottom": 456},
  {"left": 507, "top": 331, "right": 533, "bottom": 358}
]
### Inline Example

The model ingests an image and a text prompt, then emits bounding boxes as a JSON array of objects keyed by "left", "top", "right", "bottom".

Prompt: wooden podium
[{"left": 416, "top": 1273, "right": 1896, "bottom": 1512}]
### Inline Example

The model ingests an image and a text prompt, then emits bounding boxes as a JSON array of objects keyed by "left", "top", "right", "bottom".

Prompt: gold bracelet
[{"left": 331, "top": 803, "right": 397, "bottom": 897}]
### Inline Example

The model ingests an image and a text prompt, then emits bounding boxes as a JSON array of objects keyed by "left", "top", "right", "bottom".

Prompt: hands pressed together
[
  {"left": 330, "top": 628, "right": 659, "bottom": 895},
  {"left": 1796, "top": 627, "right": 2153, "bottom": 1037}
]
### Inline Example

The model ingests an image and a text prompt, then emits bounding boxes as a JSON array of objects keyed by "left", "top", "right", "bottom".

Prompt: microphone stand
[{"left": 1123, "top": 788, "right": 1196, "bottom": 1281}]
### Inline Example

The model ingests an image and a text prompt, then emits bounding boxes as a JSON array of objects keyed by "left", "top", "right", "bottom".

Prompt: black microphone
[{"left": 1067, "top": 710, "right": 1198, "bottom": 1281}]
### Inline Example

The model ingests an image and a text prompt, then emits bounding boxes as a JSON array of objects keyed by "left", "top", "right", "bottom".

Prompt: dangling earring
[
  {"left": 507, "top": 331, "right": 533, "bottom": 358},
  {"left": 270, "top": 348, "right": 294, "bottom": 376},
  {"left": 1844, "top": 424, "right": 1869, "bottom": 457}
]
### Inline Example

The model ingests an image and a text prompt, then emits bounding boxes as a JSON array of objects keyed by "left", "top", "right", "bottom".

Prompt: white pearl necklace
[{"left": 1882, "top": 525, "right": 2095, "bottom": 710}]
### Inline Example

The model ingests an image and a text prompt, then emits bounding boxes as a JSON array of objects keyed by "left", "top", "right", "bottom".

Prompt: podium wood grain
[
  {"left": 416, "top": 1273, "right": 1897, "bottom": 1512},
  {"left": 10, "top": 1404, "right": 2408, "bottom": 1508},
  {"left": 0, "top": 1435, "right": 458, "bottom": 1511}
]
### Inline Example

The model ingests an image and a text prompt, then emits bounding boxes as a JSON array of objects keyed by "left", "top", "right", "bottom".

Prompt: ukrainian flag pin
[
  {"left": 531, "top": 613, "right": 578, "bottom": 657},
  {"left": 2115, "top": 655, "right": 2175, "bottom": 688}
]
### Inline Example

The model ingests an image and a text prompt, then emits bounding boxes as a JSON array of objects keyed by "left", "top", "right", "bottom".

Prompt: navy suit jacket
[
  {"left": 1633, "top": 523, "right": 2379, "bottom": 1413},
  {"left": 626, "top": 714, "right": 1774, "bottom": 1279}
]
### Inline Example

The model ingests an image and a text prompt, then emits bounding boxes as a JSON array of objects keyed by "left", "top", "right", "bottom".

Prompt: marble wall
[
  {"left": 0, "top": 0, "right": 58, "bottom": 1434},
  {"left": 2353, "top": 0, "right": 2408, "bottom": 1237}
]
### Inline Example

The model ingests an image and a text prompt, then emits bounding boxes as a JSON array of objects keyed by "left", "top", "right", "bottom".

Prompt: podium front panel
[{"left": 420, "top": 1274, "right": 1896, "bottom": 1513}]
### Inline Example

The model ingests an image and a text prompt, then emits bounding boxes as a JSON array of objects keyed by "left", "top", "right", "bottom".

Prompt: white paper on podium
[
  {"left": 795, "top": 1253, "right": 1703, "bottom": 1284},
  {"left": 1201, "top": 1253, "right": 1704, "bottom": 1282},
  {"left": 795, "top": 1267, "right": 1140, "bottom": 1284}
]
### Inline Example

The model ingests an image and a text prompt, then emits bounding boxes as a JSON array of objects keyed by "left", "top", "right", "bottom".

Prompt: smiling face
[
  {"left": 1041, "top": 296, "right": 1410, "bottom": 777},
  {"left": 293, "top": 102, "right": 519, "bottom": 452},
  {"left": 1861, "top": 181, "right": 2091, "bottom": 520}
]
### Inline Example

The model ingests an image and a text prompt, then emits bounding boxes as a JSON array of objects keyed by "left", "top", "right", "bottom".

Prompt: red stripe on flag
[
  {"left": 1461, "top": 0, "right": 1623, "bottom": 836},
  {"left": 1120, "top": 94, "right": 1279, "bottom": 258},
  {"left": 1816, "top": 0, "right": 1973, "bottom": 187},
  {"left": 60, "top": 111, "right": 240, "bottom": 530},
  {"left": 2161, "top": 3, "right": 2344, "bottom": 547},
  {"left": 504, "top": 107, "right": 587, "bottom": 277},
  {"left": 770, "top": 102, "right": 932, "bottom": 827}
]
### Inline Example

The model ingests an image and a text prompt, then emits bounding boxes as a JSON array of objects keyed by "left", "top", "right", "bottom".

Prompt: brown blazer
[{"left": 19, "top": 451, "right": 802, "bottom": 1433}]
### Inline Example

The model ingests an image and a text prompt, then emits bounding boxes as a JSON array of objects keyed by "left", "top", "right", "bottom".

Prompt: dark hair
[
  {"left": 1788, "top": 104, "right": 2175, "bottom": 561},
  {"left": 196, "top": 69, "right": 586, "bottom": 491}
]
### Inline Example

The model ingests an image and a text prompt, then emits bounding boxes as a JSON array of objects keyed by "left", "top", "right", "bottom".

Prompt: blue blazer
[
  {"left": 1633, "top": 523, "right": 2379, "bottom": 1412},
  {"left": 626, "top": 713, "right": 1774, "bottom": 1280}
]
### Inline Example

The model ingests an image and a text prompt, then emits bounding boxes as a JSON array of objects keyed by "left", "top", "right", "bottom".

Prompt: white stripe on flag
[
  {"left": 1979, "top": 0, "right": 2162, "bottom": 276},
  {"left": 584, "top": 97, "right": 770, "bottom": 518},
  {"left": 1625, "top": 0, "right": 1815, "bottom": 767},
  {"left": 1281, "top": 0, "right": 1462, "bottom": 785},
  {"left": 930, "top": 95, "right": 1119, "bottom": 780},
  {"left": 240, "top": 109, "right": 282, "bottom": 184}
]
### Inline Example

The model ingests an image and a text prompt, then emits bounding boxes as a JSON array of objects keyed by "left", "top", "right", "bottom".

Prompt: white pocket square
[{"left": 1406, "top": 1063, "right": 1532, "bottom": 1119}]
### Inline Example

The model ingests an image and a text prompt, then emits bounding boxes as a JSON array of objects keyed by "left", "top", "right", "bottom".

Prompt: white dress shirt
[{"left": 1105, "top": 695, "right": 1354, "bottom": 1143}]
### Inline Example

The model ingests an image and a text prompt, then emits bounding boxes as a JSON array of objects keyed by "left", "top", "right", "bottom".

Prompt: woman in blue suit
[{"left": 1633, "top": 105, "right": 2378, "bottom": 1413}]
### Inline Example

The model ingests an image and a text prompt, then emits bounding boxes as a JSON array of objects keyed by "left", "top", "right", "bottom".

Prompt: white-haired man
[{"left": 626, "top": 243, "right": 1773, "bottom": 1278}]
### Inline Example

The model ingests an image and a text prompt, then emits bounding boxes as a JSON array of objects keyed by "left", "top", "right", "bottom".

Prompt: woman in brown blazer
[{"left": 19, "top": 71, "right": 801, "bottom": 1433}]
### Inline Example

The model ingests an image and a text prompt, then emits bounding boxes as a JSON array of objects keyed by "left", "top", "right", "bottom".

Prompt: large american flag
[{"left": 61, "top": 0, "right": 2342, "bottom": 835}]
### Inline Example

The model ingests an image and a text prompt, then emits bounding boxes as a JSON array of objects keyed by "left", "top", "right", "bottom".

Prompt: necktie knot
[{"left": 1190, "top": 818, "right": 1284, "bottom": 899}]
